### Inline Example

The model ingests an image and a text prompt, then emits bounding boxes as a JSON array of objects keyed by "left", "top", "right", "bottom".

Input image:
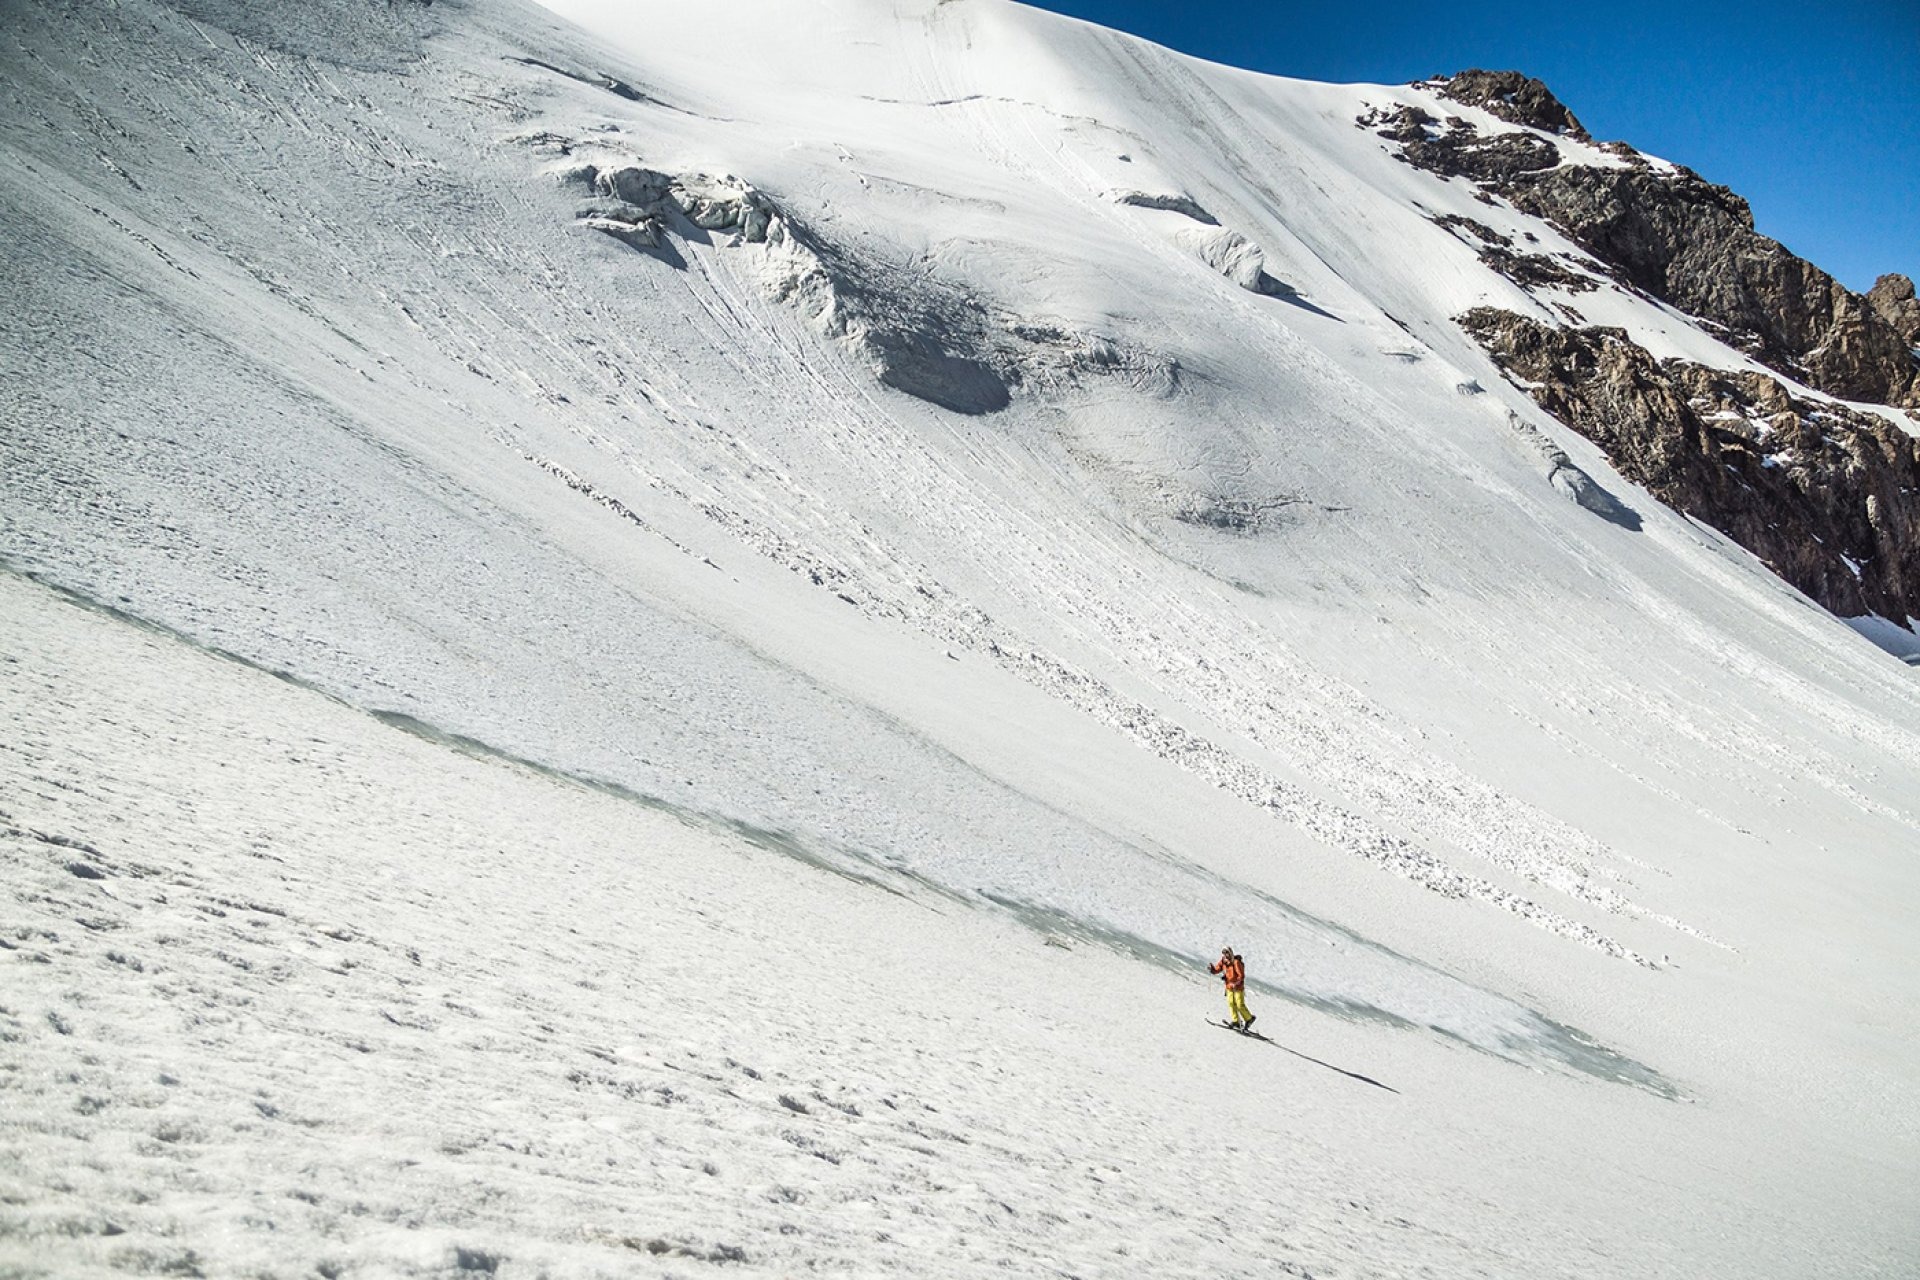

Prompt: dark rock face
[
  {"left": 1430, "top": 214, "right": 1600, "bottom": 294},
  {"left": 1432, "top": 70, "right": 1592, "bottom": 142},
  {"left": 1363, "top": 106, "right": 1562, "bottom": 183},
  {"left": 1499, "top": 166, "right": 1920, "bottom": 408},
  {"left": 1367, "top": 78, "right": 1920, "bottom": 410},
  {"left": 1461, "top": 307, "right": 1920, "bottom": 621},
  {"left": 1477, "top": 245, "right": 1600, "bottom": 294},
  {"left": 1869, "top": 274, "right": 1920, "bottom": 346}
]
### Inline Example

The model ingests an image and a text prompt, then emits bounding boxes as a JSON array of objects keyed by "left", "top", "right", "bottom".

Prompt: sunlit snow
[{"left": 2, "top": 0, "right": 1917, "bottom": 1276}]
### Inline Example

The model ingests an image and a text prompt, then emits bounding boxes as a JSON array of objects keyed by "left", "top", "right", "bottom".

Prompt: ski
[{"left": 1208, "top": 1019, "right": 1271, "bottom": 1042}]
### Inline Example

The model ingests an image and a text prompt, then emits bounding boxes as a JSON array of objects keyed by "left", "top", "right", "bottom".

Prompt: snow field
[
  {"left": 1, "top": 0, "right": 1918, "bottom": 1274},
  {"left": 3, "top": 569, "right": 1904, "bottom": 1279}
]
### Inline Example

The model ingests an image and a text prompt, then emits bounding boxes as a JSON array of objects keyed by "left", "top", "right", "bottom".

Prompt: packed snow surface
[{"left": 2, "top": 0, "right": 1918, "bottom": 1275}]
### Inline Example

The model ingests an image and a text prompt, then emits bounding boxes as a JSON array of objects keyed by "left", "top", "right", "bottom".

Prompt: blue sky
[{"left": 1023, "top": 0, "right": 1918, "bottom": 292}]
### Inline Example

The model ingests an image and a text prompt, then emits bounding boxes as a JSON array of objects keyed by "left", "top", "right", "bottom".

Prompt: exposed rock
[
  {"left": 1362, "top": 106, "right": 1562, "bottom": 183},
  {"left": 1367, "top": 86, "right": 1920, "bottom": 410},
  {"left": 1431, "top": 213, "right": 1513, "bottom": 247},
  {"left": 1498, "top": 165, "right": 1920, "bottom": 407},
  {"left": 1112, "top": 191, "right": 1219, "bottom": 225},
  {"left": 1430, "top": 214, "right": 1598, "bottom": 293},
  {"left": 1596, "top": 140, "right": 1651, "bottom": 169},
  {"left": 1430, "top": 70, "right": 1592, "bottom": 142},
  {"left": 1461, "top": 307, "right": 1920, "bottom": 620},
  {"left": 1868, "top": 274, "right": 1920, "bottom": 346},
  {"left": 1479, "top": 247, "right": 1599, "bottom": 294}
]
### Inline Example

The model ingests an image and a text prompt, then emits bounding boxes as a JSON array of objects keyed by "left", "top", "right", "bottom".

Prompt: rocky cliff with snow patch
[
  {"left": 1365, "top": 70, "right": 1920, "bottom": 625},
  {"left": 1372, "top": 72, "right": 1920, "bottom": 412}
]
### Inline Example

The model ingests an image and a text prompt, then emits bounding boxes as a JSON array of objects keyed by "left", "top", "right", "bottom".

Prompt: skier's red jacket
[{"left": 1210, "top": 954, "right": 1245, "bottom": 992}]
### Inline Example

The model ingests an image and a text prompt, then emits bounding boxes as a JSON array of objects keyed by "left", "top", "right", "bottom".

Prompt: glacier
[{"left": 2, "top": 0, "right": 1917, "bottom": 1275}]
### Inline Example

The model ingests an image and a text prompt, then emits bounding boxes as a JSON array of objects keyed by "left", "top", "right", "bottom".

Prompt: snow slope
[
  {"left": 2, "top": 0, "right": 1918, "bottom": 1274},
  {"left": 0, "top": 569, "right": 1808, "bottom": 1278}
]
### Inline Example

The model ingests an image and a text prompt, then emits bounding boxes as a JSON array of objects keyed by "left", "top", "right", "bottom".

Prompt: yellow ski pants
[{"left": 1226, "top": 989, "right": 1252, "bottom": 1025}]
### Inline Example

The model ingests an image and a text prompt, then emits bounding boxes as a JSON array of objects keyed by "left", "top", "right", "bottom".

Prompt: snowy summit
[{"left": 2, "top": 0, "right": 1917, "bottom": 1276}]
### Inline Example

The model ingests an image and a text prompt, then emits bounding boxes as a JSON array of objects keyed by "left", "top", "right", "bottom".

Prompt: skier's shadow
[
  {"left": 1213, "top": 1021, "right": 1398, "bottom": 1092},
  {"left": 1269, "top": 1040, "right": 1399, "bottom": 1094}
]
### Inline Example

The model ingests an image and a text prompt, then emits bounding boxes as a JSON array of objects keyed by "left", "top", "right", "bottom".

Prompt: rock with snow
[
  {"left": 1432, "top": 69, "right": 1593, "bottom": 142},
  {"left": 1462, "top": 306, "right": 1920, "bottom": 619},
  {"left": 1867, "top": 272, "right": 1920, "bottom": 346},
  {"left": 1373, "top": 80, "right": 1920, "bottom": 409}
]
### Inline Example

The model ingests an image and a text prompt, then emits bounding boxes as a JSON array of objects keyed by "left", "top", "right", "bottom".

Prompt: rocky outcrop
[
  {"left": 1429, "top": 69, "right": 1592, "bottom": 141},
  {"left": 1499, "top": 166, "right": 1920, "bottom": 408},
  {"left": 1361, "top": 105, "right": 1561, "bottom": 184},
  {"left": 1430, "top": 214, "right": 1601, "bottom": 294},
  {"left": 1869, "top": 274, "right": 1920, "bottom": 346},
  {"left": 1461, "top": 307, "right": 1920, "bottom": 621},
  {"left": 1368, "top": 73, "right": 1920, "bottom": 410}
]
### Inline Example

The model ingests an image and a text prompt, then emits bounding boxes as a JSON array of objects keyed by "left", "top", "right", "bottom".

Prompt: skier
[{"left": 1209, "top": 946, "right": 1255, "bottom": 1031}]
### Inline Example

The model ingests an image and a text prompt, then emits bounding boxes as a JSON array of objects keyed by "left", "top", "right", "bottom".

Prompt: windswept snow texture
[
  {"left": 0, "top": 571, "right": 1838, "bottom": 1277},
  {"left": 3, "top": 0, "right": 1920, "bottom": 1275}
]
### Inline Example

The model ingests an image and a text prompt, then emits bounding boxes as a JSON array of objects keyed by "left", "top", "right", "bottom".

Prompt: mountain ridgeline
[{"left": 1373, "top": 70, "right": 1920, "bottom": 628}]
